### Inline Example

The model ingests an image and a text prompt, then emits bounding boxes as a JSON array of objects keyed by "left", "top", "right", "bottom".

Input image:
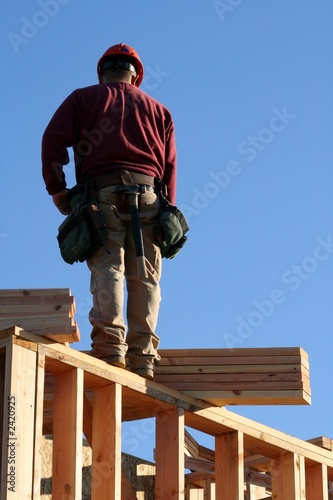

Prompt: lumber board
[
  {"left": 0, "top": 342, "right": 37, "bottom": 499},
  {"left": 158, "top": 346, "right": 308, "bottom": 359},
  {"left": 155, "top": 408, "right": 185, "bottom": 499},
  {"left": 0, "top": 289, "right": 79, "bottom": 343},
  {"left": 32, "top": 350, "right": 46, "bottom": 497},
  {"left": 52, "top": 368, "right": 83, "bottom": 499},
  {"left": 0, "top": 288, "right": 71, "bottom": 297},
  {"left": 91, "top": 383, "right": 122, "bottom": 499},
  {"left": 185, "top": 429, "right": 200, "bottom": 458},
  {"left": 0, "top": 303, "right": 74, "bottom": 317},
  {"left": 215, "top": 431, "right": 244, "bottom": 498},
  {"left": 155, "top": 347, "right": 311, "bottom": 406},
  {"left": 271, "top": 452, "right": 306, "bottom": 498},
  {"left": 306, "top": 463, "right": 328, "bottom": 499}
]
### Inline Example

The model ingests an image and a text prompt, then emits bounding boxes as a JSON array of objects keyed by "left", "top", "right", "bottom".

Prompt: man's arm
[
  {"left": 163, "top": 119, "right": 177, "bottom": 205},
  {"left": 52, "top": 189, "right": 71, "bottom": 215},
  {"left": 41, "top": 92, "right": 78, "bottom": 196}
]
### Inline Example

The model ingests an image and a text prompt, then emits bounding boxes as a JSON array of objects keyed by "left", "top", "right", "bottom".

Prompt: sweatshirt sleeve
[
  {"left": 162, "top": 118, "right": 177, "bottom": 205},
  {"left": 41, "top": 92, "right": 79, "bottom": 195}
]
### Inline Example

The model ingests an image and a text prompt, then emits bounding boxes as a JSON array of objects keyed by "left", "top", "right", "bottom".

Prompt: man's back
[{"left": 42, "top": 82, "right": 176, "bottom": 203}]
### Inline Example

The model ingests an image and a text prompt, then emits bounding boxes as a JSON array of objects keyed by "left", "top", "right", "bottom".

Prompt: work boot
[
  {"left": 89, "top": 352, "right": 126, "bottom": 369},
  {"left": 133, "top": 367, "right": 154, "bottom": 380}
]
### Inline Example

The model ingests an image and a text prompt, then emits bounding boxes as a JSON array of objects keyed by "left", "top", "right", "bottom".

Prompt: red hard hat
[{"left": 97, "top": 43, "right": 144, "bottom": 87}]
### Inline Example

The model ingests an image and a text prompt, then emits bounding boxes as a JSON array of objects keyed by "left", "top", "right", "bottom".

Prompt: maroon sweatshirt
[{"left": 42, "top": 82, "right": 177, "bottom": 204}]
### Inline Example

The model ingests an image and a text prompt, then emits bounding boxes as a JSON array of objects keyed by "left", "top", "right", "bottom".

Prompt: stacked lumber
[
  {"left": 0, "top": 288, "right": 79, "bottom": 343},
  {"left": 155, "top": 347, "right": 310, "bottom": 405}
]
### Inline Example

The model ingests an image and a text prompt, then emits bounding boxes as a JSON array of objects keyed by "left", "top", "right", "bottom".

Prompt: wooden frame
[{"left": 0, "top": 326, "right": 332, "bottom": 499}]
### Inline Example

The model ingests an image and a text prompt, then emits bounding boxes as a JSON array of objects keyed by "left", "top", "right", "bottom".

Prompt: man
[{"left": 42, "top": 43, "right": 177, "bottom": 379}]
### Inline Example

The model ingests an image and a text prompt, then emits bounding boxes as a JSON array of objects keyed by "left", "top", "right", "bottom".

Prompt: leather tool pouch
[
  {"left": 57, "top": 183, "right": 107, "bottom": 264},
  {"left": 155, "top": 197, "right": 189, "bottom": 259}
]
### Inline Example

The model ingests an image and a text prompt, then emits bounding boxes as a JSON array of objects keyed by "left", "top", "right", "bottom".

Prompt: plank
[
  {"left": 160, "top": 380, "right": 309, "bottom": 391},
  {"left": 271, "top": 452, "right": 306, "bottom": 499},
  {"left": 0, "top": 316, "right": 76, "bottom": 327},
  {"left": 0, "top": 352, "right": 5, "bottom": 484},
  {"left": 308, "top": 436, "right": 333, "bottom": 452},
  {"left": 83, "top": 394, "right": 93, "bottom": 447},
  {"left": 157, "top": 355, "right": 308, "bottom": 368},
  {"left": 0, "top": 295, "right": 74, "bottom": 306},
  {"left": 215, "top": 431, "right": 244, "bottom": 500},
  {"left": 0, "top": 324, "right": 79, "bottom": 343},
  {"left": 0, "top": 341, "right": 37, "bottom": 499},
  {"left": 306, "top": 463, "right": 329, "bottom": 500},
  {"left": 0, "top": 303, "right": 74, "bottom": 317},
  {"left": 0, "top": 288, "right": 71, "bottom": 297},
  {"left": 158, "top": 346, "right": 308, "bottom": 358},
  {"left": 156, "top": 363, "right": 306, "bottom": 374},
  {"left": 185, "top": 429, "right": 200, "bottom": 458},
  {"left": 91, "top": 383, "right": 122, "bottom": 500},
  {"left": 32, "top": 350, "right": 46, "bottom": 499},
  {"left": 155, "top": 407, "right": 185, "bottom": 499},
  {"left": 52, "top": 367, "right": 83, "bottom": 499},
  {"left": 156, "top": 372, "right": 307, "bottom": 383}
]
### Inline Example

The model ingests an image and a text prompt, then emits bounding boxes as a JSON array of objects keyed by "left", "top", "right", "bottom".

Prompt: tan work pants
[{"left": 86, "top": 186, "right": 162, "bottom": 370}]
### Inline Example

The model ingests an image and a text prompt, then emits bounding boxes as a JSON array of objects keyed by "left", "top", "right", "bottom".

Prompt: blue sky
[{"left": 1, "top": 1, "right": 333, "bottom": 461}]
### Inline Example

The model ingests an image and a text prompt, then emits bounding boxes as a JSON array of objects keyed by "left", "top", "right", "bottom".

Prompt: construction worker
[{"left": 42, "top": 43, "right": 177, "bottom": 380}]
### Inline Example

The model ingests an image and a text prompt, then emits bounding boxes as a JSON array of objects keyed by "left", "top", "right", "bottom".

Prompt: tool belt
[{"left": 57, "top": 169, "right": 189, "bottom": 266}]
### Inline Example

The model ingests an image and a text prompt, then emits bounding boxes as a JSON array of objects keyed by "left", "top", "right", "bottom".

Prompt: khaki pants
[{"left": 86, "top": 186, "right": 162, "bottom": 370}]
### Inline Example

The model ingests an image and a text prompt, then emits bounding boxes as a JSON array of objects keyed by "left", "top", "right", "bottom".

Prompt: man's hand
[{"left": 52, "top": 189, "right": 71, "bottom": 215}]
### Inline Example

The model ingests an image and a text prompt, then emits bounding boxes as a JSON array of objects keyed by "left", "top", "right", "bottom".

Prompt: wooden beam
[
  {"left": 0, "top": 288, "right": 72, "bottom": 297},
  {"left": 52, "top": 367, "right": 84, "bottom": 499},
  {"left": 32, "top": 350, "right": 46, "bottom": 499},
  {"left": 203, "top": 476, "right": 215, "bottom": 499},
  {"left": 91, "top": 383, "right": 122, "bottom": 500},
  {"left": 306, "top": 463, "right": 328, "bottom": 500},
  {"left": 0, "top": 341, "right": 37, "bottom": 499},
  {"left": 215, "top": 431, "right": 244, "bottom": 500},
  {"left": 155, "top": 407, "right": 185, "bottom": 499},
  {"left": 271, "top": 452, "right": 306, "bottom": 499},
  {"left": 0, "top": 349, "right": 5, "bottom": 484},
  {"left": 83, "top": 393, "right": 93, "bottom": 447}
]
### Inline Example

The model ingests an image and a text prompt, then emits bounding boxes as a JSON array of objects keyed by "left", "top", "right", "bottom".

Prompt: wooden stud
[
  {"left": 186, "top": 484, "right": 204, "bottom": 499},
  {"left": 91, "top": 383, "right": 122, "bottom": 500},
  {"left": 203, "top": 476, "right": 215, "bottom": 499},
  {"left": 306, "top": 463, "right": 328, "bottom": 500},
  {"left": 0, "top": 341, "right": 37, "bottom": 499},
  {"left": 271, "top": 452, "right": 306, "bottom": 499},
  {"left": 215, "top": 431, "right": 244, "bottom": 500},
  {"left": 83, "top": 393, "right": 93, "bottom": 447},
  {"left": 155, "top": 407, "right": 185, "bottom": 499},
  {"left": 52, "top": 367, "right": 84, "bottom": 499},
  {"left": 32, "top": 350, "right": 46, "bottom": 499},
  {"left": 0, "top": 350, "right": 5, "bottom": 483}
]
